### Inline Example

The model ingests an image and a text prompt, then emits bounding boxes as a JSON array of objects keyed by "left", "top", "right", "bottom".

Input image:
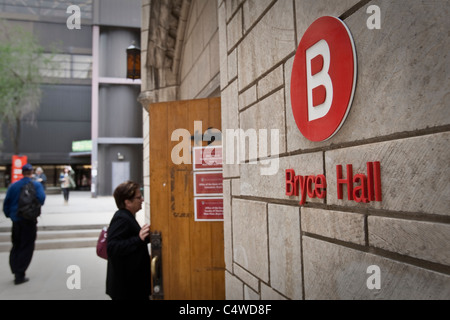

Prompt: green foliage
[{"left": 0, "top": 19, "right": 54, "bottom": 153}]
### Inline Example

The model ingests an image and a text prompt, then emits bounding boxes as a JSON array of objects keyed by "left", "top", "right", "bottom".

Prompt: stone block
[
  {"left": 194, "top": 48, "right": 211, "bottom": 95},
  {"left": 221, "top": 80, "right": 240, "bottom": 178},
  {"left": 294, "top": 0, "right": 360, "bottom": 42},
  {"left": 238, "top": 84, "right": 257, "bottom": 110},
  {"left": 261, "top": 282, "right": 288, "bottom": 300},
  {"left": 202, "top": 0, "right": 218, "bottom": 45},
  {"left": 231, "top": 178, "right": 240, "bottom": 196},
  {"left": 228, "top": 48, "right": 237, "bottom": 81},
  {"left": 369, "top": 216, "right": 450, "bottom": 266},
  {"left": 180, "top": 37, "right": 193, "bottom": 82},
  {"left": 185, "top": 0, "right": 198, "bottom": 38},
  {"left": 240, "top": 152, "right": 323, "bottom": 201},
  {"left": 301, "top": 208, "right": 365, "bottom": 245},
  {"left": 225, "top": 0, "right": 244, "bottom": 22},
  {"left": 223, "top": 179, "right": 233, "bottom": 271},
  {"left": 284, "top": 55, "right": 306, "bottom": 153},
  {"left": 303, "top": 237, "right": 450, "bottom": 299},
  {"left": 227, "top": 7, "right": 242, "bottom": 49},
  {"left": 239, "top": 89, "right": 286, "bottom": 160},
  {"left": 234, "top": 263, "right": 259, "bottom": 292},
  {"left": 325, "top": 133, "right": 450, "bottom": 216},
  {"left": 189, "top": 19, "right": 205, "bottom": 70},
  {"left": 220, "top": 57, "right": 229, "bottom": 90},
  {"left": 140, "top": 30, "right": 149, "bottom": 52},
  {"left": 226, "top": 271, "right": 244, "bottom": 300},
  {"left": 140, "top": 50, "right": 149, "bottom": 91},
  {"left": 268, "top": 204, "right": 303, "bottom": 299},
  {"left": 232, "top": 199, "right": 269, "bottom": 282},
  {"left": 238, "top": 0, "right": 295, "bottom": 91},
  {"left": 258, "top": 65, "right": 283, "bottom": 99},
  {"left": 242, "top": 0, "right": 274, "bottom": 32},
  {"left": 244, "top": 285, "right": 260, "bottom": 300},
  {"left": 209, "top": 31, "right": 220, "bottom": 78},
  {"left": 218, "top": 1, "right": 228, "bottom": 88}
]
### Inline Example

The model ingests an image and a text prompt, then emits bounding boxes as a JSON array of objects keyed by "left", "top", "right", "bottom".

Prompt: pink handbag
[{"left": 96, "top": 226, "right": 108, "bottom": 259}]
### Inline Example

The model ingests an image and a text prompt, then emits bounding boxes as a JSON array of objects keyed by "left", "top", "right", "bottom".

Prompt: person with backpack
[{"left": 3, "top": 163, "right": 46, "bottom": 285}]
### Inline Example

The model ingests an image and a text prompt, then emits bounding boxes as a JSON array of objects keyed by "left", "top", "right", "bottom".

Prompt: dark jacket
[
  {"left": 3, "top": 177, "right": 46, "bottom": 222},
  {"left": 106, "top": 209, "right": 151, "bottom": 300}
]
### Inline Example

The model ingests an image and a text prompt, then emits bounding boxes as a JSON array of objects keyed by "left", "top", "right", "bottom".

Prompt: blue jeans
[{"left": 62, "top": 188, "right": 70, "bottom": 201}]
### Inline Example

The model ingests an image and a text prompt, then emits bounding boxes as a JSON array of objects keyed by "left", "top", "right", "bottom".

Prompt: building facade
[
  {"left": 0, "top": 0, "right": 143, "bottom": 195},
  {"left": 91, "top": 0, "right": 143, "bottom": 196},
  {"left": 140, "top": 0, "right": 450, "bottom": 299},
  {"left": 0, "top": 0, "right": 93, "bottom": 188}
]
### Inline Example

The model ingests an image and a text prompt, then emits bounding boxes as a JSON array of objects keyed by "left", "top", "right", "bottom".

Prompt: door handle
[
  {"left": 150, "top": 231, "right": 164, "bottom": 299},
  {"left": 151, "top": 256, "right": 161, "bottom": 294},
  {"left": 151, "top": 256, "right": 159, "bottom": 280}
]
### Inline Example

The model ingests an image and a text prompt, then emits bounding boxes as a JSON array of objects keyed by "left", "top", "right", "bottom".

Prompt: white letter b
[{"left": 306, "top": 40, "right": 333, "bottom": 121}]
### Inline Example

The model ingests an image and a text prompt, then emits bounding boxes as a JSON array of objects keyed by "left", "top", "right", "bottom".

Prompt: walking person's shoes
[{"left": 14, "top": 276, "right": 29, "bottom": 285}]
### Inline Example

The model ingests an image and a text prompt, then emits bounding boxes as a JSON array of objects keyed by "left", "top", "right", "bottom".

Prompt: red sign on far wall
[
  {"left": 11, "top": 155, "right": 28, "bottom": 183},
  {"left": 291, "top": 16, "right": 357, "bottom": 142}
]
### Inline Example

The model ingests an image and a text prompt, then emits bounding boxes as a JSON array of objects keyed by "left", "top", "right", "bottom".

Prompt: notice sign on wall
[
  {"left": 193, "top": 146, "right": 222, "bottom": 170},
  {"left": 194, "top": 171, "right": 223, "bottom": 196},
  {"left": 194, "top": 197, "right": 224, "bottom": 221},
  {"left": 193, "top": 146, "right": 223, "bottom": 221}
]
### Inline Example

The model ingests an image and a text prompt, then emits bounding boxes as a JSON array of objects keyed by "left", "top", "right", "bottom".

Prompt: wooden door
[{"left": 149, "top": 97, "right": 224, "bottom": 300}]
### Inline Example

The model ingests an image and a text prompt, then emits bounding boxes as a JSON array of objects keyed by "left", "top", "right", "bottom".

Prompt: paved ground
[{"left": 0, "top": 191, "right": 146, "bottom": 300}]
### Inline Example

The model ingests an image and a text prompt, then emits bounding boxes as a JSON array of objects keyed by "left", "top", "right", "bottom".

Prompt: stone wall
[
  {"left": 179, "top": 0, "right": 220, "bottom": 99},
  {"left": 219, "top": 0, "right": 450, "bottom": 299}
]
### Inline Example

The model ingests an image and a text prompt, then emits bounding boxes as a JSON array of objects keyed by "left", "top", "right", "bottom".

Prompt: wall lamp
[{"left": 126, "top": 41, "right": 141, "bottom": 80}]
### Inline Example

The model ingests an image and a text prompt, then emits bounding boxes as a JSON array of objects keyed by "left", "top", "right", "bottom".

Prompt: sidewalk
[
  {"left": 0, "top": 191, "right": 145, "bottom": 300},
  {"left": 0, "top": 191, "right": 116, "bottom": 230}
]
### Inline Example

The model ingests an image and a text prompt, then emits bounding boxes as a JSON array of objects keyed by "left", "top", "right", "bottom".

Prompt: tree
[{"left": 0, "top": 20, "right": 54, "bottom": 154}]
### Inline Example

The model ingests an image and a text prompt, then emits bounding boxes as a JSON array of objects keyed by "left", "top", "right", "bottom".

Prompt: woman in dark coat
[{"left": 106, "top": 181, "right": 151, "bottom": 300}]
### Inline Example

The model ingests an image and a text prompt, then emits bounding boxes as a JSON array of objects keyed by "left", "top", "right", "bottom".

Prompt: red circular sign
[{"left": 291, "top": 16, "right": 357, "bottom": 141}]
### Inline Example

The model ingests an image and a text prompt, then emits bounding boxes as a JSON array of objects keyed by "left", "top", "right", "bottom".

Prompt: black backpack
[{"left": 17, "top": 182, "right": 41, "bottom": 221}]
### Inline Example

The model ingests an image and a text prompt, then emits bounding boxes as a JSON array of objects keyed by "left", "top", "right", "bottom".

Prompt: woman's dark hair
[{"left": 113, "top": 180, "right": 140, "bottom": 209}]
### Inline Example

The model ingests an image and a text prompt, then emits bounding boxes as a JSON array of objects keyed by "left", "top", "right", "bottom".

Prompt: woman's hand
[{"left": 139, "top": 224, "right": 150, "bottom": 241}]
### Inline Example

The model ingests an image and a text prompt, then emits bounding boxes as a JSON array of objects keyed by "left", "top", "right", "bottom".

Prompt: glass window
[
  {"left": 72, "top": 55, "right": 92, "bottom": 79},
  {"left": 39, "top": 53, "right": 92, "bottom": 79}
]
